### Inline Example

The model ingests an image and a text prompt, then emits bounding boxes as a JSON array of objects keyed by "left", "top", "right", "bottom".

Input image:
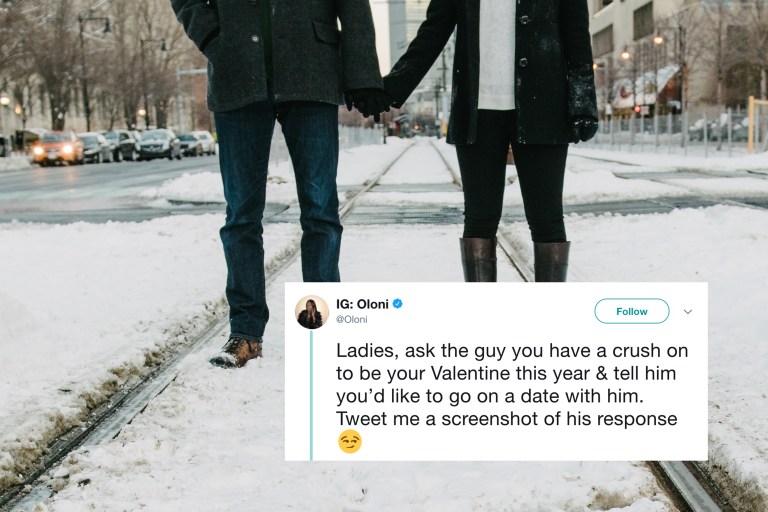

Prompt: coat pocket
[{"left": 312, "top": 20, "right": 341, "bottom": 45}]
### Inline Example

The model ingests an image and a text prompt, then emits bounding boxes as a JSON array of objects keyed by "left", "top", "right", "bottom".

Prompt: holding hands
[{"left": 345, "top": 88, "right": 395, "bottom": 123}]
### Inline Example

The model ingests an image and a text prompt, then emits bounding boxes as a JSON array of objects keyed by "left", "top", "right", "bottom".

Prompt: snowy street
[{"left": 1, "top": 137, "right": 768, "bottom": 511}]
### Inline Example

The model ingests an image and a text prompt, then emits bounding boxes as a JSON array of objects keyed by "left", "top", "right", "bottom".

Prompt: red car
[{"left": 32, "top": 132, "right": 84, "bottom": 166}]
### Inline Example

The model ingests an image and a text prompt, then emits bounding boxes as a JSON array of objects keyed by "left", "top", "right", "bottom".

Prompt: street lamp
[
  {"left": 78, "top": 13, "right": 111, "bottom": 132},
  {"left": 652, "top": 34, "right": 665, "bottom": 114},
  {"left": 140, "top": 38, "right": 167, "bottom": 129},
  {"left": 620, "top": 48, "right": 630, "bottom": 61}
]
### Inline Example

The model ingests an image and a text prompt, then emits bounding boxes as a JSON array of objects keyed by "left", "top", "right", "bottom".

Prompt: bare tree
[
  {"left": 2, "top": 0, "right": 202, "bottom": 131},
  {"left": 17, "top": 0, "right": 81, "bottom": 130},
  {"left": 745, "top": 0, "right": 768, "bottom": 100},
  {"left": 656, "top": 5, "right": 706, "bottom": 111}
]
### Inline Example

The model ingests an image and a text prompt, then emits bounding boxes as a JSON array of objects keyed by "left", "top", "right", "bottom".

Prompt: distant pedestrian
[
  {"left": 381, "top": 0, "right": 598, "bottom": 282},
  {"left": 172, "top": 0, "right": 390, "bottom": 368}
]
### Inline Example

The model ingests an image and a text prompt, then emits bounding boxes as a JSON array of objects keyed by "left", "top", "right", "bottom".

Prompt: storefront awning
[{"left": 611, "top": 65, "right": 680, "bottom": 110}]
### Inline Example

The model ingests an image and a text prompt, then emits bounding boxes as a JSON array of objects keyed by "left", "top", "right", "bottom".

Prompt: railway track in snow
[
  {"left": 0, "top": 141, "right": 417, "bottom": 512},
  {"left": 2, "top": 138, "right": 745, "bottom": 511},
  {"left": 433, "top": 139, "right": 733, "bottom": 512}
]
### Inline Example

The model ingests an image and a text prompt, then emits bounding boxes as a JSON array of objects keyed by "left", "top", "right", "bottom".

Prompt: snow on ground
[
  {"left": 358, "top": 190, "right": 465, "bottom": 205},
  {"left": 42, "top": 225, "right": 670, "bottom": 512},
  {"left": 147, "top": 138, "right": 768, "bottom": 211},
  {"left": 0, "top": 155, "right": 33, "bottom": 173},
  {"left": 378, "top": 140, "right": 453, "bottom": 185},
  {"left": 138, "top": 138, "right": 412, "bottom": 206},
  {"left": 571, "top": 145, "right": 768, "bottom": 172},
  {"left": 502, "top": 205, "right": 768, "bottom": 510},
  {"left": 654, "top": 177, "right": 768, "bottom": 196},
  {"left": 0, "top": 217, "right": 301, "bottom": 490},
  {"left": 4, "top": 138, "right": 768, "bottom": 510},
  {"left": 511, "top": 169, "right": 687, "bottom": 205}
]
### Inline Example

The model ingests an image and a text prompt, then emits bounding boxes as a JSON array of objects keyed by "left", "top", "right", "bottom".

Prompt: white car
[{"left": 191, "top": 130, "right": 216, "bottom": 155}]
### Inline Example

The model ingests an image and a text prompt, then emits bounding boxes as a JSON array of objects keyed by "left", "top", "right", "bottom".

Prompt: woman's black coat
[
  {"left": 383, "top": 0, "right": 598, "bottom": 145},
  {"left": 298, "top": 310, "right": 323, "bottom": 329}
]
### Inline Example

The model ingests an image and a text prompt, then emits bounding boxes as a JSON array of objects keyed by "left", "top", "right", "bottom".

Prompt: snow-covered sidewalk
[{"left": 0, "top": 154, "right": 33, "bottom": 173}]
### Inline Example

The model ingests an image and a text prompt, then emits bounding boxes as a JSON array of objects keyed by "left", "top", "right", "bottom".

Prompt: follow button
[{"left": 594, "top": 298, "right": 670, "bottom": 324}]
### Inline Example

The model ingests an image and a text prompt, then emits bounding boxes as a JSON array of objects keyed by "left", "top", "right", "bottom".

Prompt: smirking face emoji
[{"left": 338, "top": 430, "right": 362, "bottom": 454}]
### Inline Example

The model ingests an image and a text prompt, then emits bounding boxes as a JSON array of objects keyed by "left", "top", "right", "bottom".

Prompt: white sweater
[{"left": 478, "top": 0, "right": 516, "bottom": 110}]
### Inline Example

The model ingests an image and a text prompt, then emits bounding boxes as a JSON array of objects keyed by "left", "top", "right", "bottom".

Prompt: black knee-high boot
[
  {"left": 534, "top": 242, "right": 570, "bottom": 282},
  {"left": 460, "top": 238, "right": 497, "bottom": 282}
]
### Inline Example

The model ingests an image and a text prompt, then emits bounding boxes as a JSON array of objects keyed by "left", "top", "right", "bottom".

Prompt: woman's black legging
[{"left": 456, "top": 109, "right": 569, "bottom": 243}]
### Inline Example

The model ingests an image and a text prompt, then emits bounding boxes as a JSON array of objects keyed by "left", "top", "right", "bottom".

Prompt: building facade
[{"left": 589, "top": 0, "right": 762, "bottom": 117}]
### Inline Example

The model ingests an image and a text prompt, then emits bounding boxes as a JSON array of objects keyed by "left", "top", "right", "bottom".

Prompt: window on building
[
  {"left": 634, "top": 2, "right": 654, "bottom": 41},
  {"left": 593, "top": 25, "right": 614, "bottom": 57}
]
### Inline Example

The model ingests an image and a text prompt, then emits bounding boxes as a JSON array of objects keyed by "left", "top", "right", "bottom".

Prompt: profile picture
[{"left": 295, "top": 295, "right": 329, "bottom": 330}]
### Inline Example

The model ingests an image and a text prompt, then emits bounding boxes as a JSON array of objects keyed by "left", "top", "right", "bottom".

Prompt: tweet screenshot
[{"left": 285, "top": 283, "right": 707, "bottom": 461}]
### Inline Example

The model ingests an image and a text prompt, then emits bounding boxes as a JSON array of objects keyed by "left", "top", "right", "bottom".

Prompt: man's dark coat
[
  {"left": 384, "top": 0, "right": 598, "bottom": 145},
  {"left": 172, "top": 0, "right": 383, "bottom": 112}
]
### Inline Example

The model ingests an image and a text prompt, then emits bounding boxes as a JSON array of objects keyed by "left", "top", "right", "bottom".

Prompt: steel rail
[
  {"left": 432, "top": 139, "right": 729, "bottom": 512},
  {"left": 1, "top": 141, "right": 416, "bottom": 512}
]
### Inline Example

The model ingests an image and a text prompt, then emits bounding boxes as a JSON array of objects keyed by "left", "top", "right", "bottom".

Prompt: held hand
[
  {"left": 346, "top": 88, "right": 394, "bottom": 123},
  {"left": 344, "top": 92, "right": 354, "bottom": 112},
  {"left": 569, "top": 116, "right": 599, "bottom": 144}
]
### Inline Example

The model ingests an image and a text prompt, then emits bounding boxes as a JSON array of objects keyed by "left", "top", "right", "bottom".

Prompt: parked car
[
  {"left": 138, "top": 129, "right": 182, "bottom": 161},
  {"left": 713, "top": 113, "right": 749, "bottom": 142},
  {"left": 32, "top": 132, "right": 84, "bottom": 166},
  {"left": 191, "top": 130, "right": 216, "bottom": 155},
  {"left": 179, "top": 132, "right": 203, "bottom": 156},
  {"left": 688, "top": 118, "right": 718, "bottom": 141},
  {"left": 77, "top": 132, "right": 113, "bottom": 164},
  {"left": 102, "top": 130, "right": 141, "bottom": 161}
]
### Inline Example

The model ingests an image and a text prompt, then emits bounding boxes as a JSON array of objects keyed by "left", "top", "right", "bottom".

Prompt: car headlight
[
  {"left": 33, "top": 147, "right": 43, "bottom": 155},
  {"left": 63, "top": 145, "right": 73, "bottom": 154}
]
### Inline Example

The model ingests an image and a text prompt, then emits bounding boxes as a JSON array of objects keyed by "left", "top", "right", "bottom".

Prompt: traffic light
[{"left": 633, "top": 105, "right": 641, "bottom": 114}]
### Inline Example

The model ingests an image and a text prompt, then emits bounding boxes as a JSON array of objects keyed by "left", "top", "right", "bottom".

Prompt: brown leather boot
[
  {"left": 460, "top": 238, "right": 497, "bottom": 282},
  {"left": 209, "top": 337, "right": 263, "bottom": 368},
  {"left": 534, "top": 242, "right": 570, "bottom": 282}
]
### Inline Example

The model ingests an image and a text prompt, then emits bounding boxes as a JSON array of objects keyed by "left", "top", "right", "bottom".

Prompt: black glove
[
  {"left": 345, "top": 88, "right": 393, "bottom": 123},
  {"left": 566, "top": 68, "right": 598, "bottom": 144},
  {"left": 569, "top": 116, "right": 598, "bottom": 144}
]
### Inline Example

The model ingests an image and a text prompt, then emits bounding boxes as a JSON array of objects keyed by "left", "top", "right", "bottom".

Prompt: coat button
[
  {"left": 519, "top": 57, "right": 528, "bottom": 68},
  {"left": 251, "top": 35, "right": 260, "bottom": 43},
  {"left": 520, "top": 15, "right": 530, "bottom": 25}
]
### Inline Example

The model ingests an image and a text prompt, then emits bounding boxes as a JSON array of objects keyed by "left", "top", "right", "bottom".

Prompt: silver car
[{"left": 191, "top": 130, "right": 216, "bottom": 155}]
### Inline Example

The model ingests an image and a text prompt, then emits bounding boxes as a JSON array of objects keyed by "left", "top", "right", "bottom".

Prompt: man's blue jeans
[{"left": 214, "top": 99, "right": 341, "bottom": 342}]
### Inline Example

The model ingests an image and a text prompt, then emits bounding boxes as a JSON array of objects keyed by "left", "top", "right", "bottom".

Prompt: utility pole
[
  {"left": 140, "top": 38, "right": 166, "bottom": 129},
  {"left": 433, "top": 83, "right": 441, "bottom": 139}
]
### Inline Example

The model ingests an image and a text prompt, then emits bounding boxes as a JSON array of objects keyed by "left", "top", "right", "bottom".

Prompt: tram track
[
  {"left": 0, "top": 141, "right": 416, "bottom": 512},
  {"left": 2, "top": 138, "right": 751, "bottom": 511},
  {"left": 432, "top": 140, "right": 733, "bottom": 512}
]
